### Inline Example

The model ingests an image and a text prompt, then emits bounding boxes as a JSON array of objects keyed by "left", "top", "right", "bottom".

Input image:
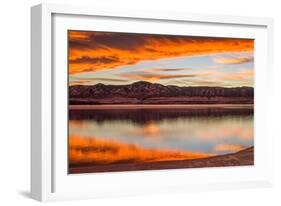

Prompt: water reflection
[
  {"left": 69, "top": 135, "right": 211, "bottom": 166},
  {"left": 69, "top": 108, "right": 253, "bottom": 125},
  {"left": 69, "top": 108, "right": 253, "bottom": 157}
]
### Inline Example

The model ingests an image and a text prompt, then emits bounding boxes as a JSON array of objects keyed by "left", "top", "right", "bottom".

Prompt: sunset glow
[
  {"left": 69, "top": 135, "right": 212, "bottom": 165},
  {"left": 68, "top": 31, "right": 254, "bottom": 87}
]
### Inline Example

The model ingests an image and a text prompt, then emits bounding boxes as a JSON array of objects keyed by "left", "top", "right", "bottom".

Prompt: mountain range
[{"left": 69, "top": 81, "right": 254, "bottom": 105}]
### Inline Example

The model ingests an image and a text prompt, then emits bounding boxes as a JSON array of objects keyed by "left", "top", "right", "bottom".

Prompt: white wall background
[{"left": 0, "top": 0, "right": 280, "bottom": 205}]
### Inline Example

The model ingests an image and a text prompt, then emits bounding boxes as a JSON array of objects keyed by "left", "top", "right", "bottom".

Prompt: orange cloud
[
  {"left": 239, "top": 69, "right": 254, "bottom": 76},
  {"left": 69, "top": 77, "right": 129, "bottom": 86},
  {"left": 68, "top": 31, "right": 254, "bottom": 74},
  {"left": 145, "top": 68, "right": 193, "bottom": 72},
  {"left": 69, "top": 79, "right": 92, "bottom": 86},
  {"left": 69, "top": 135, "right": 212, "bottom": 165},
  {"left": 68, "top": 31, "right": 91, "bottom": 41},
  {"left": 118, "top": 70, "right": 218, "bottom": 82},
  {"left": 218, "top": 69, "right": 254, "bottom": 81},
  {"left": 214, "top": 56, "right": 253, "bottom": 64},
  {"left": 119, "top": 71, "right": 197, "bottom": 82}
]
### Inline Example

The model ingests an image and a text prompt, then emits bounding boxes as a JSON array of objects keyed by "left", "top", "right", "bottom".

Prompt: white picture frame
[{"left": 31, "top": 3, "right": 274, "bottom": 202}]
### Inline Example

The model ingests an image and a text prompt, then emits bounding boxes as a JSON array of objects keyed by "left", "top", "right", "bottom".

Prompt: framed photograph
[{"left": 31, "top": 3, "right": 274, "bottom": 201}]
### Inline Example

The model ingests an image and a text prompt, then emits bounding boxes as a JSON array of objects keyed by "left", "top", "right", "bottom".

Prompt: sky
[{"left": 68, "top": 31, "right": 254, "bottom": 87}]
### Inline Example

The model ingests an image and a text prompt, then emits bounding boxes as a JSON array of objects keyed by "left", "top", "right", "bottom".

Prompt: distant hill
[{"left": 69, "top": 81, "right": 254, "bottom": 105}]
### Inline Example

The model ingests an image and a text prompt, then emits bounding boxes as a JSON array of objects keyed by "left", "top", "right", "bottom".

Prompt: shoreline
[
  {"left": 69, "top": 146, "right": 254, "bottom": 174},
  {"left": 69, "top": 104, "right": 254, "bottom": 110}
]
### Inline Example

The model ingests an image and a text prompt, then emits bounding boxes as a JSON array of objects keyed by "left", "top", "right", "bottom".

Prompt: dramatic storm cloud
[{"left": 68, "top": 31, "right": 254, "bottom": 87}]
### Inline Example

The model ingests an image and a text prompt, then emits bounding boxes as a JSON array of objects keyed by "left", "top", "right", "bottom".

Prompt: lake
[{"left": 68, "top": 105, "right": 253, "bottom": 170}]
